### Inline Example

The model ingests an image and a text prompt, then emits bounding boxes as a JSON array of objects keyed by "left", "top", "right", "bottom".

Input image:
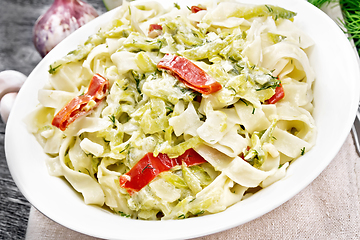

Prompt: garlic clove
[
  {"left": 0, "top": 92, "right": 18, "bottom": 123},
  {"left": 0, "top": 70, "right": 27, "bottom": 100}
]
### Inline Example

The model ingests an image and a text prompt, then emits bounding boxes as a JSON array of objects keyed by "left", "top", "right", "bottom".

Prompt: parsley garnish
[{"left": 174, "top": 2, "right": 180, "bottom": 9}]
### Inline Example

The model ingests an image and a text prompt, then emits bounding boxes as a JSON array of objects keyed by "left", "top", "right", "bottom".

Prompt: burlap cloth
[{"left": 25, "top": 2, "right": 360, "bottom": 240}]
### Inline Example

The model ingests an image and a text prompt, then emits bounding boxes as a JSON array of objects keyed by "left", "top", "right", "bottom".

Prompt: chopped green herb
[
  {"left": 229, "top": 87, "right": 237, "bottom": 95},
  {"left": 157, "top": 39, "right": 163, "bottom": 55},
  {"left": 256, "top": 79, "right": 281, "bottom": 91},
  {"left": 48, "top": 64, "right": 62, "bottom": 74},
  {"left": 142, "top": 163, "right": 155, "bottom": 173},
  {"left": 174, "top": 2, "right": 180, "bottom": 9},
  {"left": 108, "top": 115, "right": 116, "bottom": 125},
  {"left": 228, "top": 56, "right": 237, "bottom": 62},
  {"left": 265, "top": 5, "right": 273, "bottom": 13},
  {"left": 178, "top": 214, "right": 186, "bottom": 219},
  {"left": 301, "top": 147, "right": 305, "bottom": 155},
  {"left": 131, "top": 71, "right": 143, "bottom": 94},
  {"left": 166, "top": 106, "right": 173, "bottom": 113},
  {"left": 240, "top": 98, "right": 249, "bottom": 106},
  {"left": 189, "top": 198, "right": 196, "bottom": 203},
  {"left": 119, "top": 144, "right": 130, "bottom": 154},
  {"left": 118, "top": 211, "right": 131, "bottom": 217},
  {"left": 194, "top": 210, "right": 205, "bottom": 216}
]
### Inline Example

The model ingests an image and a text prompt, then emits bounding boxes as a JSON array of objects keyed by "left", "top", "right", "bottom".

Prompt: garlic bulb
[{"left": 33, "top": 0, "right": 98, "bottom": 57}]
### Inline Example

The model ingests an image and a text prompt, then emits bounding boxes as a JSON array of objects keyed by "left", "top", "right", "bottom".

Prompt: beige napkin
[{"left": 26, "top": 133, "right": 360, "bottom": 239}]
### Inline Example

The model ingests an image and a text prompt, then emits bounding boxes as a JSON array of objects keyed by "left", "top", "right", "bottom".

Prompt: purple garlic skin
[{"left": 33, "top": 0, "right": 98, "bottom": 57}]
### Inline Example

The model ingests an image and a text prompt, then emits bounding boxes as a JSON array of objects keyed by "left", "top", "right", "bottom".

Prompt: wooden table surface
[{"left": 0, "top": 1, "right": 106, "bottom": 239}]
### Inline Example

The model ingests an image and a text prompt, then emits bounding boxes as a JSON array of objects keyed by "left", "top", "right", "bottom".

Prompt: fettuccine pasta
[{"left": 26, "top": 0, "right": 316, "bottom": 220}]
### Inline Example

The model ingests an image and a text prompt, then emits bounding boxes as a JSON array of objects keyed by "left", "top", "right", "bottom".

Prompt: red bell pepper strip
[
  {"left": 52, "top": 73, "right": 109, "bottom": 131},
  {"left": 149, "top": 24, "right": 162, "bottom": 32},
  {"left": 191, "top": 5, "right": 206, "bottom": 13},
  {"left": 266, "top": 84, "right": 285, "bottom": 104},
  {"left": 119, "top": 148, "right": 207, "bottom": 195},
  {"left": 157, "top": 54, "right": 222, "bottom": 95},
  {"left": 148, "top": 24, "right": 163, "bottom": 38}
]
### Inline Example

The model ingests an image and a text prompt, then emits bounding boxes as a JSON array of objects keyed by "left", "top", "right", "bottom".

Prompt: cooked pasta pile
[{"left": 26, "top": 0, "right": 316, "bottom": 220}]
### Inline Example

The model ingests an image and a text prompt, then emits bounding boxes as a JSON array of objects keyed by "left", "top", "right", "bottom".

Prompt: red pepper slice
[
  {"left": 52, "top": 73, "right": 109, "bottom": 131},
  {"left": 157, "top": 54, "right": 222, "bottom": 95},
  {"left": 239, "top": 146, "right": 251, "bottom": 160},
  {"left": 148, "top": 24, "right": 163, "bottom": 38},
  {"left": 149, "top": 24, "right": 163, "bottom": 32},
  {"left": 119, "top": 148, "right": 206, "bottom": 195},
  {"left": 266, "top": 84, "right": 285, "bottom": 104},
  {"left": 191, "top": 5, "right": 206, "bottom": 13}
]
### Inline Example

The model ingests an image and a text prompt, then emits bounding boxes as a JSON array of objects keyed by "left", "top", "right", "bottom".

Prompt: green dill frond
[
  {"left": 307, "top": 0, "right": 336, "bottom": 8},
  {"left": 340, "top": 0, "right": 360, "bottom": 54}
]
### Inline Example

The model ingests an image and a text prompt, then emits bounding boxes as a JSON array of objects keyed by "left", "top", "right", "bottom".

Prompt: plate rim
[{"left": 5, "top": 0, "right": 360, "bottom": 239}]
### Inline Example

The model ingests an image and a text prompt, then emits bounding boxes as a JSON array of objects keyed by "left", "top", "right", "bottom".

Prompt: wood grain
[{"left": 0, "top": 0, "right": 106, "bottom": 239}]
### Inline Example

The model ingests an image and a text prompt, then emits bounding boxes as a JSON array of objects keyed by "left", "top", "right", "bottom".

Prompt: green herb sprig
[
  {"left": 308, "top": 0, "right": 360, "bottom": 54},
  {"left": 307, "top": 0, "right": 337, "bottom": 8},
  {"left": 340, "top": 0, "right": 360, "bottom": 54}
]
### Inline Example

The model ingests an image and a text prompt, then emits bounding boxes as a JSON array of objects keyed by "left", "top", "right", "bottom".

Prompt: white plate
[{"left": 5, "top": 0, "right": 360, "bottom": 239}]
